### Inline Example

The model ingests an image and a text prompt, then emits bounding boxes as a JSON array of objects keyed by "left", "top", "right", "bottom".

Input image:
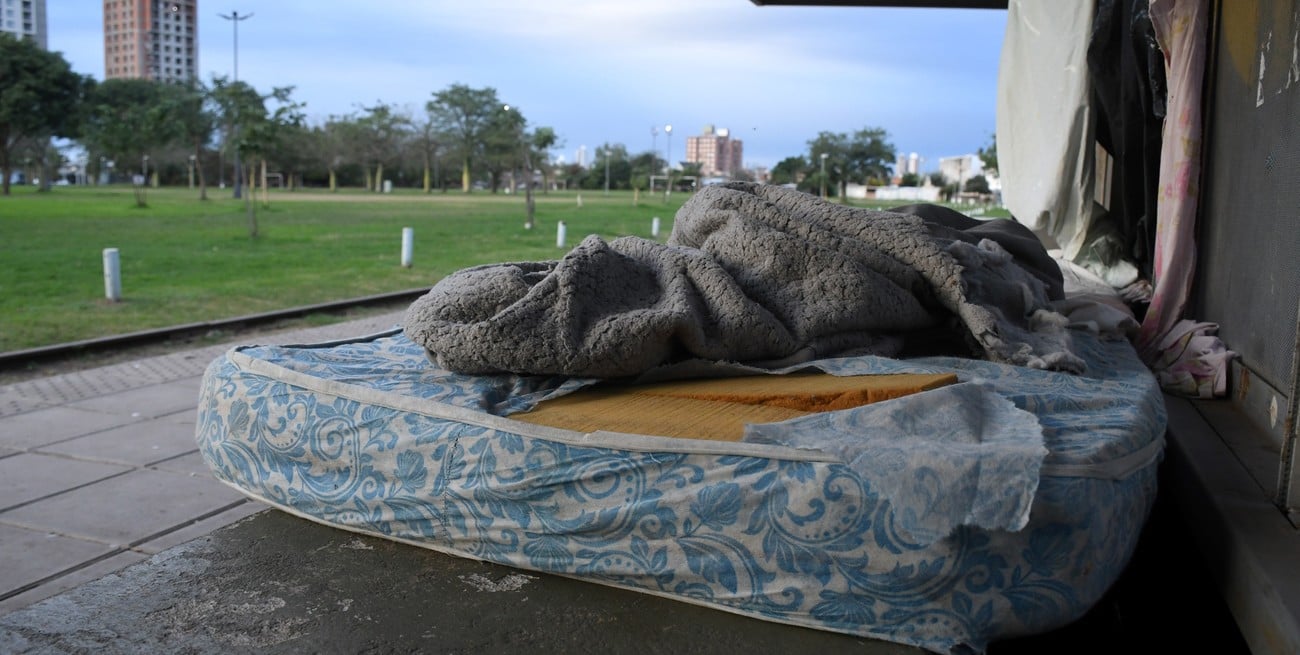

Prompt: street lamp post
[
  {"left": 219, "top": 10, "right": 253, "bottom": 200},
  {"left": 603, "top": 147, "right": 610, "bottom": 196},
  {"left": 503, "top": 105, "right": 536, "bottom": 230},
  {"left": 956, "top": 157, "right": 966, "bottom": 204},
  {"left": 188, "top": 154, "right": 196, "bottom": 188},
  {"left": 664, "top": 124, "right": 673, "bottom": 199},
  {"left": 143, "top": 154, "right": 150, "bottom": 185},
  {"left": 819, "top": 152, "right": 828, "bottom": 198}
]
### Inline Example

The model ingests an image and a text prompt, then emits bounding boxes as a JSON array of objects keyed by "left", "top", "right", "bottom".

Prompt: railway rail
[{"left": 0, "top": 287, "right": 431, "bottom": 371}]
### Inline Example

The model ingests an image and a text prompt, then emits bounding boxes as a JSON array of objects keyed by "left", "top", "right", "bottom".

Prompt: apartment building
[
  {"left": 103, "top": 0, "right": 197, "bottom": 83},
  {"left": 685, "top": 125, "right": 744, "bottom": 178},
  {"left": 0, "top": 0, "right": 46, "bottom": 49}
]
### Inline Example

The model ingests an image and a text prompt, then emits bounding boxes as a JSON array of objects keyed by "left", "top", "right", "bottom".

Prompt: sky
[{"left": 45, "top": 1, "right": 1007, "bottom": 173}]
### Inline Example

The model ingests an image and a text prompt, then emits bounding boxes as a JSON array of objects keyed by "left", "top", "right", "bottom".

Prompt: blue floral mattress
[{"left": 196, "top": 328, "right": 1165, "bottom": 654}]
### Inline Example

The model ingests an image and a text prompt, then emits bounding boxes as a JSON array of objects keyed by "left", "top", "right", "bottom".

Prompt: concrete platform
[
  {"left": 0, "top": 312, "right": 407, "bottom": 615},
  {"left": 0, "top": 311, "right": 1264, "bottom": 653},
  {"left": 0, "top": 510, "right": 923, "bottom": 654}
]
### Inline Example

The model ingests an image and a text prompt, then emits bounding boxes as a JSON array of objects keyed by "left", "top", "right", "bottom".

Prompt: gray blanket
[{"left": 405, "top": 183, "right": 1082, "bottom": 378}]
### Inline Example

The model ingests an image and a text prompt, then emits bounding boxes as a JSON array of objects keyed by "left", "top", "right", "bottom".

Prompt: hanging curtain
[
  {"left": 1137, "top": 0, "right": 1235, "bottom": 398},
  {"left": 996, "top": 0, "right": 1098, "bottom": 260}
]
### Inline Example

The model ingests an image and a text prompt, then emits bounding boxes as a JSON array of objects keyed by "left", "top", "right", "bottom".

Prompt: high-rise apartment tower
[
  {"left": 103, "top": 0, "right": 197, "bottom": 83},
  {"left": 685, "top": 125, "right": 744, "bottom": 178},
  {"left": 0, "top": 0, "right": 46, "bottom": 49}
]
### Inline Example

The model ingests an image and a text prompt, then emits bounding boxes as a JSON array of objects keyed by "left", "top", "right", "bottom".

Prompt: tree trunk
[
  {"left": 245, "top": 159, "right": 258, "bottom": 238},
  {"left": 260, "top": 159, "right": 269, "bottom": 208},
  {"left": 37, "top": 145, "right": 52, "bottom": 192},
  {"left": 461, "top": 158, "right": 471, "bottom": 193},
  {"left": 196, "top": 139, "right": 208, "bottom": 201},
  {"left": 375, "top": 163, "right": 384, "bottom": 192},
  {"left": 0, "top": 146, "right": 10, "bottom": 195},
  {"left": 364, "top": 168, "right": 372, "bottom": 192},
  {"left": 329, "top": 169, "right": 337, "bottom": 192}
]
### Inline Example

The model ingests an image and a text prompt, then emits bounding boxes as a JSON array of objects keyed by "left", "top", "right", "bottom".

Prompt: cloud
[{"left": 47, "top": 0, "right": 1006, "bottom": 169}]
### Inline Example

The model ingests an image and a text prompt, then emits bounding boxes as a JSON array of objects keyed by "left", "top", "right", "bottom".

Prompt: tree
[
  {"left": 807, "top": 127, "right": 896, "bottom": 201},
  {"left": 496, "top": 104, "right": 542, "bottom": 228},
  {"left": 677, "top": 161, "right": 703, "bottom": 190},
  {"left": 165, "top": 81, "right": 216, "bottom": 200},
  {"left": 354, "top": 103, "right": 409, "bottom": 192},
  {"left": 807, "top": 132, "right": 848, "bottom": 199},
  {"left": 583, "top": 143, "right": 629, "bottom": 191},
  {"left": 899, "top": 172, "right": 921, "bottom": 187},
  {"left": 628, "top": 151, "right": 664, "bottom": 192},
  {"left": 964, "top": 174, "right": 990, "bottom": 195},
  {"left": 557, "top": 163, "right": 586, "bottom": 190},
  {"left": 530, "top": 126, "right": 559, "bottom": 193},
  {"left": 81, "top": 79, "right": 183, "bottom": 205},
  {"left": 210, "top": 80, "right": 302, "bottom": 235},
  {"left": 0, "top": 33, "right": 90, "bottom": 195},
  {"left": 311, "top": 118, "right": 351, "bottom": 192},
  {"left": 849, "top": 127, "right": 895, "bottom": 186},
  {"left": 265, "top": 120, "right": 312, "bottom": 191},
  {"left": 413, "top": 106, "right": 446, "bottom": 193},
  {"left": 427, "top": 84, "right": 501, "bottom": 193},
  {"left": 244, "top": 87, "right": 302, "bottom": 209},
  {"left": 977, "top": 132, "right": 998, "bottom": 175},
  {"left": 208, "top": 76, "right": 264, "bottom": 199},
  {"left": 770, "top": 155, "right": 808, "bottom": 188}
]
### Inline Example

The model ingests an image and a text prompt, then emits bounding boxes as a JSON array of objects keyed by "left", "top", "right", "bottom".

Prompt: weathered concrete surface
[{"left": 0, "top": 510, "right": 923, "bottom": 654}]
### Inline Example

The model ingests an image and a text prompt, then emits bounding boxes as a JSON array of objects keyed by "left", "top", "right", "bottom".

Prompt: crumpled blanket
[{"left": 405, "top": 182, "right": 1082, "bottom": 378}]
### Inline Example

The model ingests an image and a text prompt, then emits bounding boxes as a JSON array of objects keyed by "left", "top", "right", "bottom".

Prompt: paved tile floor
[{"left": 0, "top": 311, "right": 405, "bottom": 616}]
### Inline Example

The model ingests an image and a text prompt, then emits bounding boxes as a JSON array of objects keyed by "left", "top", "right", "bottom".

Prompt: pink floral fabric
[{"left": 1137, "top": 0, "right": 1234, "bottom": 397}]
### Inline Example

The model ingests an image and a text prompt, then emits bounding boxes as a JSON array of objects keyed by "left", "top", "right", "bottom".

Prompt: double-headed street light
[{"left": 219, "top": 10, "right": 253, "bottom": 200}]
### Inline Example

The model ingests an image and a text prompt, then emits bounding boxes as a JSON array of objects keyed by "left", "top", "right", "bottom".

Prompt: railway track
[{"left": 0, "top": 287, "right": 431, "bottom": 372}]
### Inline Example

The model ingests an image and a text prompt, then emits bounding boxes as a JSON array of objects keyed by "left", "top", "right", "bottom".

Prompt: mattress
[{"left": 195, "top": 329, "right": 1165, "bottom": 654}]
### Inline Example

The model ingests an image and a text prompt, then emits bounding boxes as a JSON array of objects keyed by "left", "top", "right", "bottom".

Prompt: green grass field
[
  {"left": 1, "top": 184, "right": 1004, "bottom": 352},
  {"left": 1, "top": 185, "right": 691, "bottom": 351}
]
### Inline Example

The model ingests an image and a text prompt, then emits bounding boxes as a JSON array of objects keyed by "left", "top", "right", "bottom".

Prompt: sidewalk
[{"left": 0, "top": 310, "right": 406, "bottom": 616}]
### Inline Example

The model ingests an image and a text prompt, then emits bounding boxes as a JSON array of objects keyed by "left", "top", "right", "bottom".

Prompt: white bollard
[
  {"left": 556, "top": 221, "right": 567, "bottom": 248},
  {"left": 401, "top": 227, "right": 414, "bottom": 267},
  {"left": 103, "top": 248, "right": 121, "bottom": 302},
  {"left": 652, "top": 216, "right": 661, "bottom": 238}
]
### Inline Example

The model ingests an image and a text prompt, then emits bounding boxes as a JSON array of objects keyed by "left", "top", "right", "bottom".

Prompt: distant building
[
  {"left": 576, "top": 145, "right": 587, "bottom": 168},
  {"left": 685, "top": 125, "right": 744, "bottom": 178},
  {"left": 1, "top": 0, "right": 47, "bottom": 48},
  {"left": 103, "top": 0, "right": 198, "bottom": 83},
  {"left": 938, "top": 154, "right": 981, "bottom": 186},
  {"left": 894, "top": 152, "right": 922, "bottom": 177}
]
